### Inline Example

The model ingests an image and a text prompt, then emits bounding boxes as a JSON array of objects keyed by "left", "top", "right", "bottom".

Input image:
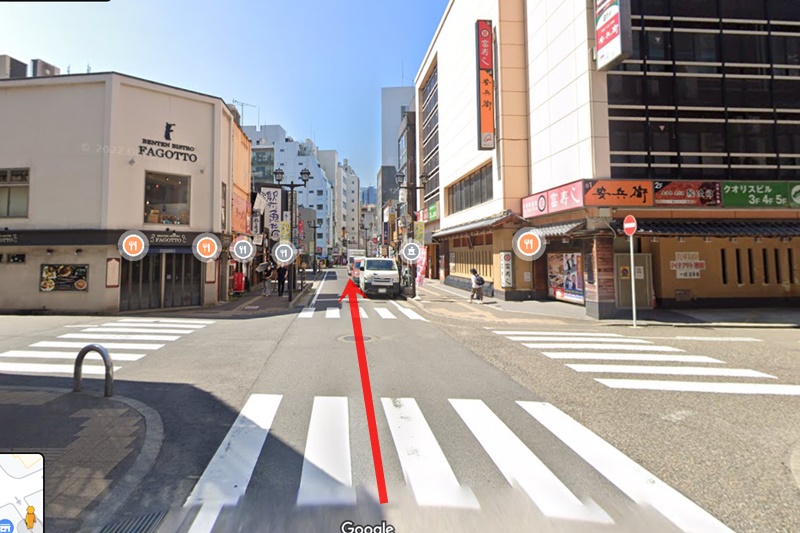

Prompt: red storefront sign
[{"left": 522, "top": 181, "right": 583, "bottom": 218}]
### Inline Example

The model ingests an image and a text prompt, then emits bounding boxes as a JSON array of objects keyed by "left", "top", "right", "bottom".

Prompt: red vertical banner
[
  {"left": 416, "top": 246, "right": 428, "bottom": 286},
  {"left": 476, "top": 20, "right": 495, "bottom": 150}
]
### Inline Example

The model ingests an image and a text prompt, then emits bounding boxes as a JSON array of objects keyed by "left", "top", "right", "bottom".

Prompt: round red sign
[{"left": 623, "top": 215, "right": 638, "bottom": 236}]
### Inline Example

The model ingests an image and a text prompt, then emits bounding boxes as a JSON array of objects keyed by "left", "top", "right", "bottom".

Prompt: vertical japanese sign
[
  {"left": 595, "top": 0, "right": 632, "bottom": 71},
  {"left": 261, "top": 186, "right": 282, "bottom": 242},
  {"left": 416, "top": 246, "right": 428, "bottom": 287},
  {"left": 476, "top": 20, "right": 495, "bottom": 150},
  {"left": 414, "top": 221, "right": 425, "bottom": 243}
]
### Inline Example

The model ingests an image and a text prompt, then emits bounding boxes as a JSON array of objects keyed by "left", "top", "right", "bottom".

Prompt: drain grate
[{"left": 98, "top": 510, "right": 168, "bottom": 533}]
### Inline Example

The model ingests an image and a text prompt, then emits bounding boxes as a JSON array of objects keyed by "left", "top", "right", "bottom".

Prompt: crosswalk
[
  {"left": 490, "top": 329, "right": 800, "bottom": 396},
  {"left": 298, "top": 301, "right": 427, "bottom": 321},
  {"left": 0, "top": 318, "right": 215, "bottom": 377},
  {"left": 183, "top": 394, "right": 734, "bottom": 532}
]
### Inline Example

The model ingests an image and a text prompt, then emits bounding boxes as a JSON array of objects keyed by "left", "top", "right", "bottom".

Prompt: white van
[{"left": 359, "top": 257, "right": 400, "bottom": 298}]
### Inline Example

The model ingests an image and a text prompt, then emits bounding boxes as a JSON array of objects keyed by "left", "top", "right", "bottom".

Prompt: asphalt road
[{"left": 0, "top": 267, "right": 798, "bottom": 533}]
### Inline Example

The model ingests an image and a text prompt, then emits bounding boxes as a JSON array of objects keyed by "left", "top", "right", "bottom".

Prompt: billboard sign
[
  {"left": 653, "top": 181, "right": 722, "bottom": 207},
  {"left": 595, "top": 0, "right": 632, "bottom": 71},
  {"left": 584, "top": 179, "right": 653, "bottom": 206},
  {"left": 476, "top": 20, "right": 496, "bottom": 150}
]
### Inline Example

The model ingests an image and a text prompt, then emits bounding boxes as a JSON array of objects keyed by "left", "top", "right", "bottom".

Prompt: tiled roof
[
  {"left": 611, "top": 220, "right": 800, "bottom": 237},
  {"left": 533, "top": 221, "right": 585, "bottom": 237},
  {"left": 432, "top": 210, "right": 525, "bottom": 239}
]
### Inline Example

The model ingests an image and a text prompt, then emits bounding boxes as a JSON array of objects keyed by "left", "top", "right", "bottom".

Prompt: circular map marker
[
  {"left": 271, "top": 242, "right": 297, "bottom": 266},
  {"left": 230, "top": 236, "right": 256, "bottom": 263},
  {"left": 118, "top": 230, "right": 149, "bottom": 261},
  {"left": 400, "top": 241, "right": 423, "bottom": 264},
  {"left": 512, "top": 227, "right": 546, "bottom": 262},
  {"left": 192, "top": 233, "right": 222, "bottom": 263}
]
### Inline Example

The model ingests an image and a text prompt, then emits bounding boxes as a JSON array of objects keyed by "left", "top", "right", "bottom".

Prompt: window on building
[
  {"left": 316, "top": 204, "right": 323, "bottom": 210},
  {"left": 671, "top": 0, "right": 718, "bottom": 18},
  {"left": 674, "top": 32, "right": 719, "bottom": 63},
  {"left": 720, "top": 0, "right": 765, "bottom": 19},
  {"left": 144, "top": 172, "right": 190, "bottom": 225},
  {"left": 675, "top": 77, "right": 723, "bottom": 106},
  {"left": 317, "top": 190, "right": 323, "bottom": 195},
  {"left": 728, "top": 122, "right": 775, "bottom": 154},
  {"left": 446, "top": 163, "right": 492, "bottom": 215},
  {"left": 645, "top": 31, "right": 671, "bottom": 61},
  {"left": 767, "top": 1, "right": 800, "bottom": 21},
  {"left": 317, "top": 232, "right": 323, "bottom": 239},
  {"left": 725, "top": 78, "right": 771, "bottom": 108},
  {"left": 607, "top": 74, "right": 644, "bottom": 105},
  {"left": 610, "top": 120, "right": 647, "bottom": 152},
  {"left": 0, "top": 168, "right": 30, "bottom": 218},
  {"left": 678, "top": 121, "right": 726, "bottom": 153},
  {"left": 721, "top": 33, "right": 769, "bottom": 65}
]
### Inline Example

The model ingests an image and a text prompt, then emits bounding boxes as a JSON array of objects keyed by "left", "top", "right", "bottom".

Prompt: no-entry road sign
[{"left": 623, "top": 215, "right": 638, "bottom": 236}]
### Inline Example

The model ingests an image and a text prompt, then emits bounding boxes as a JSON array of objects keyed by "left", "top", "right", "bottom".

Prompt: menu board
[
  {"left": 40, "top": 264, "right": 89, "bottom": 292},
  {"left": 547, "top": 253, "right": 584, "bottom": 304}
]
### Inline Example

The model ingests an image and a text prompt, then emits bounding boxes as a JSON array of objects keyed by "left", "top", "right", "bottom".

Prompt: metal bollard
[{"left": 73, "top": 344, "right": 114, "bottom": 398}]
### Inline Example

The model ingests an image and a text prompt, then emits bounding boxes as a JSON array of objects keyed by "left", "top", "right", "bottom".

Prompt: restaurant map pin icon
[
  {"left": 230, "top": 236, "right": 256, "bottom": 263},
  {"left": 192, "top": 233, "right": 222, "bottom": 263},
  {"left": 118, "top": 230, "right": 149, "bottom": 261},
  {"left": 400, "top": 241, "right": 423, "bottom": 264},
  {"left": 512, "top": 227, "right": 546, "bottom": 261},
  {"left": 272, "top": 242, "right": 297, "bottom": 266}
]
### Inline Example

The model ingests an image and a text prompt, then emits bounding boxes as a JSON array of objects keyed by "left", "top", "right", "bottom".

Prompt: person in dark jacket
[{"left": 276, "top": 265, "right": 288, "bottom": 297}]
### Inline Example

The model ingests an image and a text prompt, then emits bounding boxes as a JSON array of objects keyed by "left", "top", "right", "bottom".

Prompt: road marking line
[
  {"left": 79, "top": 327, "right": 195, "bottom": 335},
  {"left": 389, "top": 301, "right": 428, "bottom": 321},
  {"left": 299, "top": 308, "right": 315, "bottom": 318},
  {"left": 31, "top": 341, "right": 164, "bottom": 350},
  {"left": 542, "top": 352, "right": 723, "bottom": 363},
  {"left": 103, "top": 322, "right": 206, "bottom": 329},
  {"left": 374, "top": 308, "right": 397, "bottom": 320},
  {"left": 63, "top": 324, "right": 102, "bottom": 328},
  {"left": 0, "top": 350, "right": 145, "bottom": 361},
  {"left": 566, "top": 364, "right": 776, "bottom": 378},
  {"left": 310, "top": 271, "right": 328, "bottom": 307},
  {"left": 382, "top": 398, "right": 479, "bottom": 508},
  {"left": 0, "top": 362, "right": 123, "bottom": 374},
  {"left": 359, "top": 307, "right": 368, "bottom": 319},
  {"left": 449, "top": 399, "right": 612, "bottom": 523},
  {"left": 597, "top": 379, "right": 800, "bottom": 396},
  {"left": 493, "top": 331, "right": 623, "bottom": 337},
  {"left": 637, "top": 336, "right": 763, "bottom": 342},
  {"left": 185, "top": 394, "right": 282, "bottom": 532},
  {"left": 117, "top": 318, "right": 215, "bottom": 325},
  {"left": 518, "top": 402, "right": 736, "bottom": 533},
  {"left": 297, "top": 397, "right": 356, "bottom": 506},
  {"left": 326, "top": 308, "right": 340, "bottom": 319},
  {"left": 524, "top": 343, "right": 683, "bottom": 352},
  {"left": 507, "top": 337, "right": 651, "bottom": 344},
  {"left": 58, "top": 333, "right": 181, "bottom": 341}
]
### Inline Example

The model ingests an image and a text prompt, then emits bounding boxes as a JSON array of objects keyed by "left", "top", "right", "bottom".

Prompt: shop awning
[
  {"left": 611, "top": 219, "right": 800, "bottom": 237},
  {"left": 533, "top": 220, "right": 586, "bottom": 237},
  {"left": 432, "top": 210, "right": 526, "bottom": 239}
]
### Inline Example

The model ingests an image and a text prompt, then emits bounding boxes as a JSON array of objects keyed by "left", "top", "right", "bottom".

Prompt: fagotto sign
[{"left": 138, "top": 122, "right": 198, "bottom": 163}]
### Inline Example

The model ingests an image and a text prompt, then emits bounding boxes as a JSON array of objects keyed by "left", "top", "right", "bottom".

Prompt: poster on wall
[
  {"left": 40, "top": 264, "right": 88, "bottom": 292},
  {"left": 547, "top": 253, "right": 584, "bottom": 304}
]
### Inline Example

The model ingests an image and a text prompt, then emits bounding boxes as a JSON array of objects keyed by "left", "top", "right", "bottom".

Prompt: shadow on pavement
[{"left": 0, "top": 369, "right": 385, "bottom": 533}]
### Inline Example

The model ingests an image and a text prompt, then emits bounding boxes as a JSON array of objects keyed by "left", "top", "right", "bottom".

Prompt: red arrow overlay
[{"left": 339, "top": 279, "right": 388, "bottom": 504}]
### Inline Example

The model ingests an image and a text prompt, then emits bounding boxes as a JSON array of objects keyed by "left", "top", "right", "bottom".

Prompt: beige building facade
[{"left": 0, "top": 72, "right": 248, "bottom": 313}]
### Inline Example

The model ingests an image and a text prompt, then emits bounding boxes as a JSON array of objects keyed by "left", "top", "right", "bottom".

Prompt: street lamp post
[
  {"left": 395, "top": 171, "right": 429, "bottom": 299},
  {"left": 274, "top": 167, "right": 312, "bottom": 302}
]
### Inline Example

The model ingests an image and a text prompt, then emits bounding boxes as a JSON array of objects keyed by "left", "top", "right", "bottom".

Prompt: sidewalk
[
  {"left": 121, "top": 270, "right": 326, "bottom": 319},
  {"left": 411, "top": 279, "right": 800, "bottom": 328},
  {"left": 0, "top": 385, "right": 163, "bottom": 533}
]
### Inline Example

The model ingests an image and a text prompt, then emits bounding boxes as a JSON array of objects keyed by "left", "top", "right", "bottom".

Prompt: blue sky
[{"left": 0, "top": 0, "right": 449, "bottom": 186}]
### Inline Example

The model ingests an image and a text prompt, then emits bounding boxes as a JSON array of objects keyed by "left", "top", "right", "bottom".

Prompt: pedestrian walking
[
  {"left": 276, "top": 265, "right": 288, "bottom": 297},
  {"left": 469, "top": 268, "right": 484, "bottom": 304},
  {"left": 262, "top": 264, "right": 273, "bottom": 297}
]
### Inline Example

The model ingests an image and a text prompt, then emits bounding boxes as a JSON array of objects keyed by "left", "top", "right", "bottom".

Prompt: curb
[
  {"left": 599, "top": 321, "right": 799, "bottom": 329},
  {"left": 0, "top": 385, "right": 164, "bottom": 531}
]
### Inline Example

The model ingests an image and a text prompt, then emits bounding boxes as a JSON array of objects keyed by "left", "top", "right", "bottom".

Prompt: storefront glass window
[
  {"left": 0, "top": 168, "right": 30, "bottom": 218},
  {"left": 144, "top": 172, "right": 190, "bottom": 225}
]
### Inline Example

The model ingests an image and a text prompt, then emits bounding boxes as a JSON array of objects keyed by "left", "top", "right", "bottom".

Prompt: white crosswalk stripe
[
  {"left": 182, "top": 394, "right": 730, "bottom": 530},
  {"left": 494, "top": 329, "right": 789, "bottom": 396},
  {"left": 0, "top": 318, "right": 214, "bottom": 377},
  {"left": 295, "top": 305, "right": 426, "bottom": 321}
]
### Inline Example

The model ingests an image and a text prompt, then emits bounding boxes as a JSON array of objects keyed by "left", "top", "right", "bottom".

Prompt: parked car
[
  {"left": 352, "top": 257, "right": 366, "bottom": 285},
  {"left": 359, "top": 257, "right": 401, "bottom": 299}
]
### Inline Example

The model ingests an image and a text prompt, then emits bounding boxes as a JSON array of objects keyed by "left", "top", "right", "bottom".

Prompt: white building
[
  {"left": 381, "top": 87, "right": 414, "bottom": 168},
  {"left": 243, "top": 126, "right": 334, "bottom": 258},
  {"left": 318, "top": 149, "right": 347, "bottom": 258},
  {"left": 0, "top": 72, "right": 246, "bottom": 313},
  {"left": 342, "top": 159, "right": 362, "bottom": 248}
]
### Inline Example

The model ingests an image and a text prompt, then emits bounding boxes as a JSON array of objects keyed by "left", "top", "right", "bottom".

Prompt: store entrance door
[
  {"left": 163, "top": 253, "right": 202, "bottom": 308},
  {"left": 120, "top": 255, "right": 162, "bottom": 311}
]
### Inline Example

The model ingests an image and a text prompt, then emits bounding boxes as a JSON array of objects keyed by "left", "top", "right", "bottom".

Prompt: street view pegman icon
[{"left": 25, "top": 506, "right": 36, "bottom": 530}]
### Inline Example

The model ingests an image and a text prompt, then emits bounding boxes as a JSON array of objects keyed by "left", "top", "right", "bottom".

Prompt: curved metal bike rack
[{"left": 73, "top": 344, "right": 114, "bottom": 398}]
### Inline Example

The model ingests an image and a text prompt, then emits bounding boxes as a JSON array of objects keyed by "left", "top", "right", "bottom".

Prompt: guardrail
[{"left": 73, "top": 344, "right": 114, "bottom": 398}]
